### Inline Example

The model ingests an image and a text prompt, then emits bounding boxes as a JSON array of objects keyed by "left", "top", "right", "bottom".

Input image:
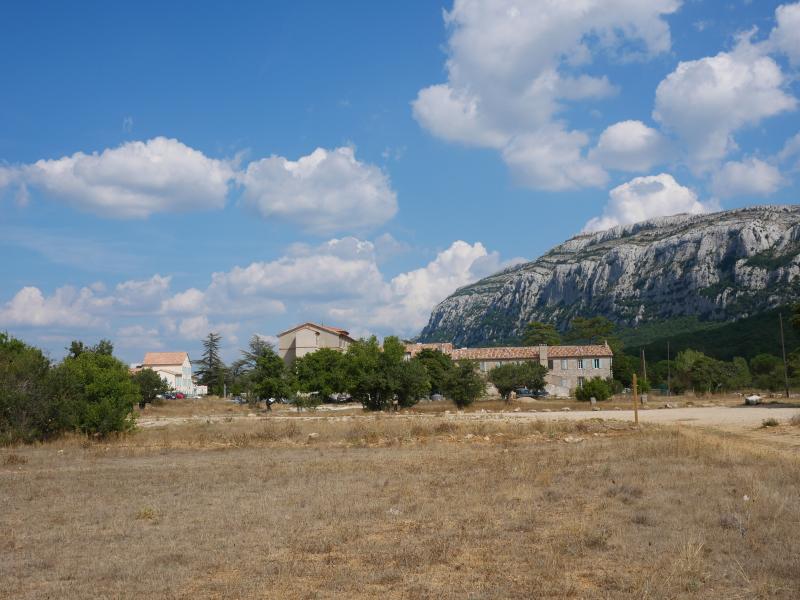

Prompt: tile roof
[
  {"left": 548, "top": 344, "right": 613, "bottom": 358},
  {"left": 277, "top": 322, "right": 353, "bottom": 339},
  {"left": 411, "top": 343, "right": 613, "bottom": 361},
  {"left": 450, "top": 346, "right": 541, "bottom": 361},
  {"left": 404, "top": 342, "right": 455, "bottom": 357},
  {"left": 142, "top": 351, "right": 189, "bottom": 366}
]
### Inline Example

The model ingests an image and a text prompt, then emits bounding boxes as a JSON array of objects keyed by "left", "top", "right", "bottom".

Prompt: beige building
[
  {"left": 278, "top": 322, "right": 355, "bottom": 364},
  {"left": 405, "top": 342, "right": 613, "bottom": 397}
]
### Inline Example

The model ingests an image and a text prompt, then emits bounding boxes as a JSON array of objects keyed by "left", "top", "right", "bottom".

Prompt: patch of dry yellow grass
[{"left": 1, "top": 417, "right": 799, "bottom": 599}]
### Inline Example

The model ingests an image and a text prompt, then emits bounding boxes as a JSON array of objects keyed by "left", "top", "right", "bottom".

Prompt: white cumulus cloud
[
  {"left": 0, "top": 286, "right": 111, "bottom": 328},
  {"left": 589, "top": 120, "right": 671, "bottom": 172},
  {"left": 767, "top": 2, "right": 800, "bottom": 65},
  {"left": 239, "top": 147, "right": 398, "bottom": 235},
  {"left": 2, "top": 137, "right": 235, "bottom": 218},
  {"left": 653, "top": 35, "right": 796, "bottom": 169},
  {"left": 412, "top": 0, "right": 680, "bottom": 190},
  {"left": 583, "top": 173, "right": 716, "bottom": 232},
  {"left": 710, "top": 157, "right": 783, "bottom": 198}
]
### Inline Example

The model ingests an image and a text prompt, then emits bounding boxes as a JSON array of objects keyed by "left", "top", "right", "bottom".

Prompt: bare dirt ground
[
  {"left": 3, "top": 397, "right": 800, "bottom": 598},
  {"left": 136, "top": 396, "right": 800, "bottom": 451}
]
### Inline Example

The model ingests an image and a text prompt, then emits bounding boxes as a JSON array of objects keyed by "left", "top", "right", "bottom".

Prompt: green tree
[
  {"left": 294, "top": 348, "right": 349, "bottom": 399},
  {"left": 673, "top": 349, "right": 735, "bottom": 394},
  {"left": 444, "top": 361, "right": 485, "bottom": 408},
  {"left": 197, "top": 332, "right": 227, "bottom": 396},
  {"left": 93, "top": 339, "right": 114, "bottom": 356},
  {"left": 749, "top": 353, "right": 783, "bottom": 391},
  {"left": 612, "top": 353, "right": 638, "bottom": 387},
  {"left": 411, "top": 349, "right": 454, "bottom": 395},
  {"left": 488, "top": 361, "right": 547, "bottom": 401},
  {"left": 395, "top": 359, "right": 431, "bottom": 408},
  {"left": 230, "top": 335, "right": 278, "bottom": 404},
  {"left": 575, "top": 377, "right": 612, "bottom": 402},
  {"left": 488, "top": 363, "right": 518, "bottom": 400},
  {"left": 132, "top": 368, "right": 169, "bottom": 408},
  {"left": 521, "top": 321, "right": 561, "bottom": 346},
  {"left": 728, "top": 357, "right": 752, "bottom": 390},
  {"left": 0, "top": 332, "right": 62, "bottom": 443},
  {"left": 564, "top": 316, "right": 616, "bottom": 344},
  {"left": 51, "top": 351, "right": 139, "bottom": 436},
  {"left": 791, "top": 304, "right": 800, "bottom": 333},
  {"left": 67, "top": 340, "right": 86, "bottom": 359},
  {"left": 344, "top": 336, "right": 394, "bottom": 410},
  {"left": 251, "top": 347, "right": 294, "bottom": 401}
]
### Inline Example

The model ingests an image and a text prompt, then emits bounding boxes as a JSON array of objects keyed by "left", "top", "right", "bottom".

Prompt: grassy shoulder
[{"left": 2, "top": 416, "right": 799, "bottom": 599}]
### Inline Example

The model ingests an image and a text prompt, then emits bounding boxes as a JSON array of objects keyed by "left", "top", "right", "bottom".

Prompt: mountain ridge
[{"left": 419, "top": 205, "right": 800, "bottom": 347}]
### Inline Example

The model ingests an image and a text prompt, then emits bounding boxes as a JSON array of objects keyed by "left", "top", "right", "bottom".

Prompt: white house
[{"left": 141, "top": 352, "right": 197, "bottom": 395}]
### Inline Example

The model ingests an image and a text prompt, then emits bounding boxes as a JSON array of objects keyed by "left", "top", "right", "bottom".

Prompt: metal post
[
  {"left": 666, "top": 341, "right": 671, "bottom": 397},
  {"left": 779, "top": 313, "right": 790, "bottom": 399},
  {"left": 632, "top": 373, "right": 639, "bottom": 426}
]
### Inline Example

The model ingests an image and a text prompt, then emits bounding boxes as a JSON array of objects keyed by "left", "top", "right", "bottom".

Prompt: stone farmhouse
[
  {"left": 277, "top": 322, "right": 355, "bottom": 364},
  {"left": 405, "top": 342, "right": 613, "bottom": 397}
]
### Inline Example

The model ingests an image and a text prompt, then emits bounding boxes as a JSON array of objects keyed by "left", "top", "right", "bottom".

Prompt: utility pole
[
  {"left": 640, "top": 348, "right": 647, "bottom": 384},
  {"left": 779, "top": 313, "right": 790, "bottom": 399},
  {"left": 666, "top": 341, "right": 671, "bottom": 397}
]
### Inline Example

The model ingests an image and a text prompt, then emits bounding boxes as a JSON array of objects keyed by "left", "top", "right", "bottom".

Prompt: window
[
  {"left": 561, "top": 359, "right": 568, "bottom": 370},
  {"left": 593, "top": 358, "right": 601, "bottom": 369},
  {"left": 577, "top": 359, "right": 584, "bottom": 370},
  {"left": 560, "top": 378, "right": 567, "bottom": 387},
  {"left": 548, "top": 359, "right": 554, "bottom": 370},
  {"left": 578, "top": 377, "right": 585, "bottom": 388}
]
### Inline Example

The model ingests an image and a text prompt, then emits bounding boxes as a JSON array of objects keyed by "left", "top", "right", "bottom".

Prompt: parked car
[
  {"left": 532, "top": 389, "right": 549, "bottom": 398},
  {"left": 430, "top": 393, "right": 444, "bottom": 402},
  {"left": 515, "top": 388, "right": 534, "bottom": 398},
  {"left": 164, "top": 392, "right": 176, "bottom": 400},
  {"left": 328, "top": 393, "right": 351, "bottom": 403},
  {"left": 232, "top": 395, "right": 246, "bottom": 405},
  {"left": 175, "top": 392, "right": 185, "bottom": 399}
]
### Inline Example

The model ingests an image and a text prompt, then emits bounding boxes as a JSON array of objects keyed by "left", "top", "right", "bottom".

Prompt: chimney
[{"left": 538, "top": 344, "right": 548, "bottom": 367}]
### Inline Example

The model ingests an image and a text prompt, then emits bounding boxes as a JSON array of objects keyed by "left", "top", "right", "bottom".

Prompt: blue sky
[{"left": 1, "top": 0, "right": 799, "bottom": 363}]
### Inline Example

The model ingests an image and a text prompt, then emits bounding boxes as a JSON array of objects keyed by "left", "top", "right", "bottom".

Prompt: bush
[
  {"left": 291, "top": 394, "right": 321, "bottom": 412},
  {"left": 0, "top": 333, "right": 64, "bottom": 444},
  {"left": 52, "top": 351, "right": 139, "bottom": 436},
  {"left": 488, "top": 361, "right": 547, "bottom": 401},
  {"left": 575, "top": 377, "right": 613, "bottom": 402},
  {"left": 444, "top": 361, "right": 485, "bottom": 408},
  {"left": 1, "top": 334, "right": 139, "bottom": 443}
]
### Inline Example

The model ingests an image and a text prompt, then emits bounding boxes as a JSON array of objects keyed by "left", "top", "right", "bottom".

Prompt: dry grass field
[{"left": 2, "top": 410, "right": 800, "bottom": 599}]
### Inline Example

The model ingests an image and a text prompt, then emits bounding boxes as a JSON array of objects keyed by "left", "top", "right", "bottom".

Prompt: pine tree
[{"left": 197, "top": 332, "right": 227, "bottom": 396}]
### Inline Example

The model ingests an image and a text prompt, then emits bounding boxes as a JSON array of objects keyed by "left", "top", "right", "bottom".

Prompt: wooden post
[{"left": 632, "top": 373, "right": 639, "bottom": 426}]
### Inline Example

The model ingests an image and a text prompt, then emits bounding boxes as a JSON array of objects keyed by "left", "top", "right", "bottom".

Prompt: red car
[{"left": 175, "top": 392, "right": 185, "bottom": 399}]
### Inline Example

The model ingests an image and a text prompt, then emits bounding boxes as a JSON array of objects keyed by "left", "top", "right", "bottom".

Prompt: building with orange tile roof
[{"left": 404, "top": 342, "right": 613, "bottom": 397}]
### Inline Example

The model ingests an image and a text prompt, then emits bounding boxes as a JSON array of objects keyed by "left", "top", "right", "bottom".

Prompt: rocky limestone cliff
[{"left": 419, "top": 205, "right": 800, "bottom": 346}]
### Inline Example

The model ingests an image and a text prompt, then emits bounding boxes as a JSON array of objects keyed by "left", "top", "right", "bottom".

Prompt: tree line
[
  {"left": 1, "top": 334, "right": 169, "bottom": 444},
  {"left": 195, "top": 333, "right": 486, "bottom": 411},
  {"left": 520, "top": 307, "right": 800, "bottom": 395}
]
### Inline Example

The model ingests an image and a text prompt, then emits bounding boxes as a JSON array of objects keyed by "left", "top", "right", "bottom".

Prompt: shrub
[
  {"left": 0, "top": 333, "right": 63, "bottom": 444},
  {"left": 291, "top": 394, "right": 321, "bottom": 412},
  {"left": 444, "top": 361, "right": 485, "bottom": 408},
  {"left": 575, "top": 377, "right": 613, "bottom": 402},
  {"left": 51, "top": 350, "right": 139, "bottom": 436}
]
